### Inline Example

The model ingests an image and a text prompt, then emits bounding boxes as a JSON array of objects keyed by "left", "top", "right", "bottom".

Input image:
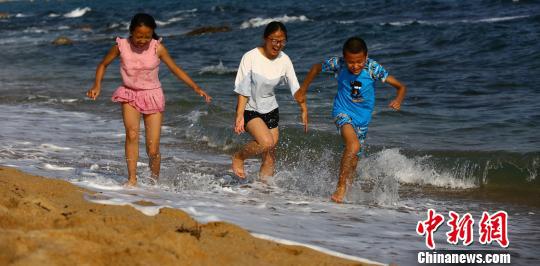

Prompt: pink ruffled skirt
[{"left": 111, "top": 86, "right": 165, "bottom": 114}]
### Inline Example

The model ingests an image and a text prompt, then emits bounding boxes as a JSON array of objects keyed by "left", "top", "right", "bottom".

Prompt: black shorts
[{"left": 244, "top": 108, "right": 279, "bottom": 129}]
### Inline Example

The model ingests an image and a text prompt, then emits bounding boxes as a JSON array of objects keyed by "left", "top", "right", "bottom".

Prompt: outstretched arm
[
  {"left": 293, "top": 63, "right": 322, "bottom": 132},
  {"left": 294, "top": 63, "right": 322, "bottom": 104},
  {"left": 234, "top": 95, "right": 248, "bottom": 134},
  {"left": 158, "top": 44, "right": 212, "bottom": 103},
  {"left": 385, "top": 75, "right": 407, "bottom": 110},
  {"left": 86, "top": 45, "right": 120, "bottom": 100}
]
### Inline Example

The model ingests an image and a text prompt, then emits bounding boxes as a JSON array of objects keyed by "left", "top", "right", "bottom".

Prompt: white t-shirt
[{"left": 234, "top": 47, "right": 300, "bottom": 114}]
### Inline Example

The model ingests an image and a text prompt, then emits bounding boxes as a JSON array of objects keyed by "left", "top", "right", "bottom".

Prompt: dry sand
[{"left": 0, "top": 166, "right": 381, "bottom": 266}]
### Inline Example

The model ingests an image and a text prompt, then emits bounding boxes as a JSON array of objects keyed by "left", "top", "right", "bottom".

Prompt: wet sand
[{"left": 0, "top": 166, "right": 381, "bottom": 266}]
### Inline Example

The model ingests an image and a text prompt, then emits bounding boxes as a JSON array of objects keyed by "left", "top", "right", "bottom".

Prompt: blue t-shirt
[{"left": 322, "top": 56, "right": 388, "bottom": 127}]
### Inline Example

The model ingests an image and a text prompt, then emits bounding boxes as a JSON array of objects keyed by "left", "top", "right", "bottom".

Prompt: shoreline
[{"left": 0, "top": 166, "right": 382, "bottom": 265}]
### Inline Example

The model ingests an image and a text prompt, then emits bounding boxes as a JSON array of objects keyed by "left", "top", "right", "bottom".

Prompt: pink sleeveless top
[{"left": 111, "top": 37, "right": 165, "bottom": 114}]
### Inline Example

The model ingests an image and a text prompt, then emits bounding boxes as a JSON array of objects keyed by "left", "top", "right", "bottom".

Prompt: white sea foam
[
  {"left": 64, "top": 7, "right": 91, "bottom": 18},
  {"left": 185, "top": 110, "right": 207, "bottom": 124},
  {"left": 107, "top": 22, "right": 129, "bottom": 30},
  {"left": 240, "top": 15, "right": 310, "bottom": 29},
  {"left": 156, "top": 16, "right": 185, "bottom": 26},
  {"left": 23, "top": 27, "right": 47, "bottom": 34},
  {"left": 360, "top": 148, "right": 477, "bottom": 189},
  {"left": 74, "top": 179, "right": 124, "bottom": 191},
  {"left": 48, "top": 13, "right": 60, "bottom": 18},
  {"left": 43, "top": 163, "right": 74, "bottom": 171},
  {"left": 40, "top": 143, "right": 71, "bottom": 151},
  {"left": 15, "top": 13, "right": 28, "bottom": 18},
  {"left": 471, "top": 15, "right": 529, "bottom": 23},
  {"left": 199, "top": 61, "right": 236, "bottom": 75},
  {"left": 169, "top": 8, "right": 197, "bottom": 15},
  {"left": 383, "top": 15, "right": 530, "bottom": 27},
  {"left": 60, "top": 98, "right": 78, "bottom": 103},
  {"left": 526, "top": 157, "right": 538, "bottom": 182},
  {"left": 183, "top": 207, "right": 221, "bottom": 222},
  {"left": 88, "top": 197, "right": 166, "bottom": 216}
]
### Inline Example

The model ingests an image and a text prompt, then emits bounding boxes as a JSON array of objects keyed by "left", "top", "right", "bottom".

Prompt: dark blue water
[{"left": 1, "top": 1, "right": 539, "bottom": 264}]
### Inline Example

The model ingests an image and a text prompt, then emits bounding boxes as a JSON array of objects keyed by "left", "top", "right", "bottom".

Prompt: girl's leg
[
  {"left": 331, "top": 124, "right": 360, "bottom": 203},
  {"left": 259, "top": 127, "right": 279, "bottom": 181},
  {"left": 122, "top": 103, "right": 141, "bottom": 186},
  {"left": 143, "top": 112, "right": 163, "bottom": 180},
  {"left": 232, "top": 118, "right": 275, "bottom": 178}
]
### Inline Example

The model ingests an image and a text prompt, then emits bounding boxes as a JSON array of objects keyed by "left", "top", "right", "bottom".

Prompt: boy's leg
[
  {"left": 259, "top": 127, "right": 279, "bottom": 181},
  {"left": 232, "top": 118, "right": 275, "bottom": 178},
  {"left": 122, "top": 103, "right": 141, "bottom": 186},
  {"left": 332, "top": 124, "right": 360, "bottom": 203},
  {"left": 143, "top": 112, "right": 163, "bottom": 181}
]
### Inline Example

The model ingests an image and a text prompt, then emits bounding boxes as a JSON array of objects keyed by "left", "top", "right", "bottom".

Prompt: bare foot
[
  {"left": 231, "top": 153, "right": 245, "bottom": 179},
  {"left": 258, "top": 175, "right": 270, "bottom": 184},
  {"left": 124, "top": 177, "right": 137, "bottom": 187},
  {"left": 259, "top": 165, "right": 274, "bottom": 180},
  {"left": 331, "top": 187, "right": 346, "bottom": 203}
]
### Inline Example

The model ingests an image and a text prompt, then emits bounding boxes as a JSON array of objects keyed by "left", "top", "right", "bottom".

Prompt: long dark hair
[
  {"left": 129, "top": 13, "right": 159, "bottom": 40},
  {"left": 263, "top": 21, "right": 287, "bottom": 40}
]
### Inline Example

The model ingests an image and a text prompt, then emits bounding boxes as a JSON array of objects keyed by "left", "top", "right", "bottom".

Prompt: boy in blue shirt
[{"left": 296, "top": 37, "right": 406, "bottom": 203}]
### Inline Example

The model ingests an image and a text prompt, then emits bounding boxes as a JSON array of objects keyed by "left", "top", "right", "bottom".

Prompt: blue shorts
[{"left": 334, "top": 113, "right": 368, "bottom": 158}]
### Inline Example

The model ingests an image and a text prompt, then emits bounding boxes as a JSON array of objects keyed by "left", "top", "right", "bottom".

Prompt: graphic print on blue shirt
[
  {"left": 350, "top": 80, "right": 363, "bottom": 103},
  {"left": 322, "top": 56, "right": 388, "bottom": 127}
]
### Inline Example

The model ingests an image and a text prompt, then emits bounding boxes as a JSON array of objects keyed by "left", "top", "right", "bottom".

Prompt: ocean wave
[
  {"left": 107, "top": 22, "right": 129, "bottom": 30},
  {"left": 466, "top": 15, "right": 530, "bottom": 23},
  {"left": 360, "top": 149, "right": 477, "bottom": 189},
  {"left": 0, "top": 36, "right": 46, "bottom": 45},
  {"left": 383, "top": 15, "right": 530, "bottom": 27},
  {"left": 48, "top": 13, "right": 60, "bottom": 18},
  {"left": 23, "top": 27, "right": 48, "bottom": 34},
  {"left": 64, "top": 7, "right": 91, "bottom": 18},
  {"left": 336, "top": 20, "right": 356, "bottom": 25},
  {"left": 156, "top": 16, "right": 185, "bottom": 26},
  {"left": 169, "top": 8, "right": 197, "bottom": 15},
  {"left": 240, "top": 15, "right": 310, "bottom": 29},
  {"left": 199, "top": 61, "right": 236, "bottom": 75}
]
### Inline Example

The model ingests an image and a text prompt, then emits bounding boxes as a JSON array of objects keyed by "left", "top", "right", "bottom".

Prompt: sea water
[{"left": 1, "top": 1, "right": 539, "bottom": 265}]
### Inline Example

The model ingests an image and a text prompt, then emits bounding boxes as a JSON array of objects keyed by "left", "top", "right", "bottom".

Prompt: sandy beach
[{"left": 0, "top": 166, "right": 379, "bottom": 266}]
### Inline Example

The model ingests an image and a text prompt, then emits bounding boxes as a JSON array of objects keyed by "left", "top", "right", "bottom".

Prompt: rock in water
[
  {"left": 52, "top": 36, "right": 73, "bottom": 45},
  {"left": 185, "top": 26, "right": 231, "bottom": 36}
]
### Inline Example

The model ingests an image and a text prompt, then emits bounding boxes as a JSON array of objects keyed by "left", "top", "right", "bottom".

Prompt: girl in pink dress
[{"left": 86, "top": 13, "right": 212, "bottom": 186}]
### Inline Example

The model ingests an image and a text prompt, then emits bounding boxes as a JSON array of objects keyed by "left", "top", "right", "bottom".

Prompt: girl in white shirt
[{"left": 232, "top": 21, "right": 307, "bottom": 181}]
